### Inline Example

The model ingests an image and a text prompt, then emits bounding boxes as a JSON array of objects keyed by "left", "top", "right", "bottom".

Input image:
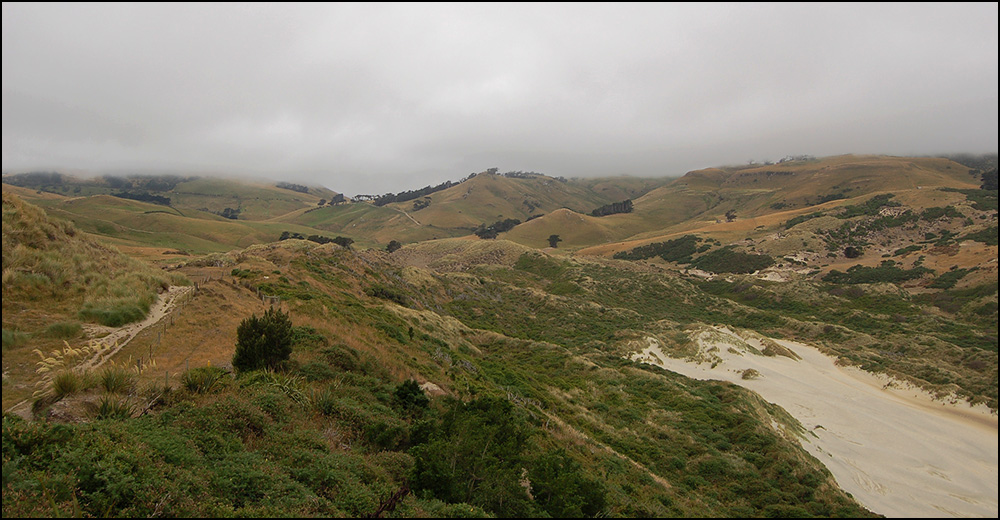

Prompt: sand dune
[{"left": 631, "top": 328, "right": 998, "bottom": 518}]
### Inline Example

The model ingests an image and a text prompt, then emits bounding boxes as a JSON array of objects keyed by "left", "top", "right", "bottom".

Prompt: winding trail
[
  {"left": 389, "top": 206, "right": 422, "bottom": 226},
  {"left": 4, "top": 285, "right": 194, "bottom": 418},
  {"left": 78, "top": 285, "right": 194, "bottom": 371}
]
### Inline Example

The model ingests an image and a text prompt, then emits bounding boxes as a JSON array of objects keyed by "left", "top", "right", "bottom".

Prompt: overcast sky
[{"left": 3, "top": 3, "right": 997, "bottom": 195}]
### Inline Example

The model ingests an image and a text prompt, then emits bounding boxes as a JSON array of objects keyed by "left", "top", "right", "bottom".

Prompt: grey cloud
[{"left": 3, "top": 3, "right": 997, "bottom": 195}]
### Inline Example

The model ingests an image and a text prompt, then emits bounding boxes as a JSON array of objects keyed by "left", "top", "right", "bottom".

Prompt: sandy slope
[{"left": 631, "top": 329, "right": 998, "bottom": 518}]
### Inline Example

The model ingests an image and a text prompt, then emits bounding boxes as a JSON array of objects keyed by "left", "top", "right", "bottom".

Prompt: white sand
[{"left": 631, "top": 329, "right": 998, "bottom": 518}]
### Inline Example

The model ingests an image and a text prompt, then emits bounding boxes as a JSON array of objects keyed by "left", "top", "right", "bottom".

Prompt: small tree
[
  {"left": 386, "top": 240, "right": 402, "bottom": 253},
  {"left": 232, "top": 308, "right": 293, "bottom": 372},
  {"left": 548, "top": 234, "right": 562, "bottom": 248},
  {"left": 725, "top": 210, "right": 737, "bottom": 222}
]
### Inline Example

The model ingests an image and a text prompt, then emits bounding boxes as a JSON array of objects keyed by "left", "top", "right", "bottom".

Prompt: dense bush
[
  {"left": 409, "top": 397, "right": 535, "bottom": 516},
  {"left": 823, "top": 260, "right": 933, "bottom": 285},
  {"left": 690, "top": 247, "right": 775, "bottom": 274},
  {"left": 474, "top": 218, "right": 521, "bottom": 239},
  {"left": 590, "top": 199, "right": 633, "bottom": 217},
  {"left": 232, "top": 308, "right": 294, "bottom": 372},
  {"left": 614, "top": 235, "right": 700, "bottom": 263}
]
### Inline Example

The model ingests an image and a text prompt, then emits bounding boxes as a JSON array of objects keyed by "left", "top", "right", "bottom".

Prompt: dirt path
[
  {"left": 78, "top": 285, "right": 194, "bottom": 371},
  {"left": 4, "top": 285, "right": 194, "bottom": 418},
  {"left": 389, "top": 206, "right": 422, "bottom": 226}
]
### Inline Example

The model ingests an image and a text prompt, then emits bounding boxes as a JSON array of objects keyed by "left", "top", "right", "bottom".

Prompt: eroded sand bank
[{"left": 631, "top": 328, "right": 998, "bottom": 518}]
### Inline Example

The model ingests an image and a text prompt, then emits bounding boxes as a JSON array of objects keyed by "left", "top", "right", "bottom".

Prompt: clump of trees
[
  {"left": 278, "top": 231, "right": 353, "bottom": 248},
  {"left": 590, "top": 199, "right": 633, "bottom": 217},
  {"left": 276, "top": 182, "right": 309, "bottom": 193},
  {"left": 690, "top": 247, "right": 775, "bottom": 274},
  {"left": 112, "top": 191, "right": 172, "bottom": 206},
  {"left": 981, "top": 168, "right": 998, "bottom": 191},
  {"left": 372, "top": 180, "right": 457, "bottom": 206},
  {"left": 386, "top": 240, "right": 402, "bottom": 253},
  {"left": 474, "top": 218, "right": 521, "bottom": 239},
  {"left": 409, "top": 397, "right": 607, "bottom": 517},
  {"left": 547, "top": 234, "right": 562, "bottom": 248},
  {"left": 217, "top": 207, "right": 240, "bottom": 219},
  {"left": 614, "top": 235, "right": 704, "bottom": 263},
  {"left": 823, "top": 260, "right": 933, "bottom": 284},
  {"left": 232, "top": 308, "right": 293, "bottom": 372}
]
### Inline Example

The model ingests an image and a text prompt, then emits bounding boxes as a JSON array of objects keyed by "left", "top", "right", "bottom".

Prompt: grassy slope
[
  {"left": 3, "top": 239, "right": 876, "bottom": 518},
  {"left": 2, "top": 192, "right": 188, "bottom": 408},
  {"left": 167, "top": 177, "right": 335, "bottom": 221}
]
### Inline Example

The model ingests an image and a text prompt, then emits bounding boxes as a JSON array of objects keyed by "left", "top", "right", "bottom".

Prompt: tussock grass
[
  {"left": 2, "top": 328, "right": 29, "bottom": 350},
  {"left": 181, "top": 366, "right": 228, "bottom": 394},
  {"left": 41, "top": 321, "right": 82, "bottom": 339},
  {"left": 3, "top": 192, "right": 187, "bottom": 328},
  {"left": 90, "top": 395, "right": 135, "bottom": 420},
  {"left": 99, "top": 364, "right": 137, "bottom": 394}
]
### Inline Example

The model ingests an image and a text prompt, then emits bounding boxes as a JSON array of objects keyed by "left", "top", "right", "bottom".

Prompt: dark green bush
[
  {"left": 691, "top": 248, "right": 775, "bottom": 274},
  {"left": 232, "top": 308, "right": 294, "bottom": 372}
]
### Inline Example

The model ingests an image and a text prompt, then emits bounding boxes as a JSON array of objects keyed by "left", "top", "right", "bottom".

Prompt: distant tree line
[
  {"left": 276, "top": 182, "right": 309, "bottom": 193},
  {"left": 279, "top": 231, "right": 354, "bottom": 248},
  {"left": 112, "top": 191, "right": 171, "bottom": 206},
  {"left": 474, "top": 218, "right": 521, "bottom": 239},
  {"left": 4, "top": 172, "right": 194, "bottom": 193},
  {"left": 356, "top": 167, "right": 556, "bottom": 207},
  {"left": 3, "top": 171, "right": 65, "bottom": 187},
  {"left": 371, "top": 180, "right": 457, "bottom": 206},
  {"left": 590, "top": 199, "right": 633, "bottom": 217}
]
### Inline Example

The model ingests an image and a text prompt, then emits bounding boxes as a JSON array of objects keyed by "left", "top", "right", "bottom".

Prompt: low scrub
[
  {"left": 823, "top": 260, "right": 933, "bottom": 285},
  {"left": 181, "top": 366, "right": 228, "bottom": 394},
  {"left": 690, "top": 247, "right": 775, "bottom": 274}
]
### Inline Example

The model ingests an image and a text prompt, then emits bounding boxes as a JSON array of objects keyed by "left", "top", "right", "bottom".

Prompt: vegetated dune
[
  {"left": 390, "top": 237, "right": 535, "bottom": 271},
  {"left": 505, "top": 208, "right": 620, "bottom": 250},
  {"left": 630, "top": 327, "right": 998, "bottom": 518}
]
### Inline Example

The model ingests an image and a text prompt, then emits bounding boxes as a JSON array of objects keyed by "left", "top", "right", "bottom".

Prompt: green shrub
[
  {"left": 99, "top": 364, "right": 136, "bottom": 394},
  {"left": 364, "top": 284, "right": 408, "bottom": 306},
  {"left": 298, "top": 361, "right": 337, "bottom": 381},
  {"left": 394, "top": 379, "right": 429, "bottom": 413},
  {"left": 2, "top": 328, "right": 29, "bottom": 350},
  {"left": 613, "top": 235, "right": 700, "bottom": 262},
  {"left": 50, "top": 371, "right": 83, "bottom": 398},
  {"left": 963, "top": 226, "right": 998, "bottom": 246},
  {"left": 823, "top": 261, "right": 933, "bottom": 284},
  {"left": 78, "top": 303, "right": 148, "bottom": 327},
  {"left": 232, "top": 308, "right": 294, "bottom": 372},
  {"left": 528, "top": 449, "right": 608, "bottom": 517},
  {"left": 181, "top": 366, "right": 228, "bottom": 393},
  {"left": 91, "top": 395, "right": 134, "bottom": 420},
  {"left": 41, "top": 321, "right": 82, "bottom": 339},
  {"left": 691, "top": 248, "right": 775, "bottom": 274},
  {"left": 928, "top": 268, "right": 976, "bottom": 290}
]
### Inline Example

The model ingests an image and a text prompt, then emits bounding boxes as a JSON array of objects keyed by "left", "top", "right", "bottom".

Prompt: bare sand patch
[{"left": 631, "top": 330, "right": 998, "bottom": 518}]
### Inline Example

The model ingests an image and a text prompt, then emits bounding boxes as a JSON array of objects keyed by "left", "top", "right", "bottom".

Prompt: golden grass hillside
[{"left": 2, "top": 191, "right": 189, "bottom": 408}]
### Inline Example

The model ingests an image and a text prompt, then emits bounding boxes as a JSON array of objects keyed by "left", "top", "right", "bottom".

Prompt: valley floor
[{"left": 632, "top": 331, "right": 998, "bottom": 518}]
